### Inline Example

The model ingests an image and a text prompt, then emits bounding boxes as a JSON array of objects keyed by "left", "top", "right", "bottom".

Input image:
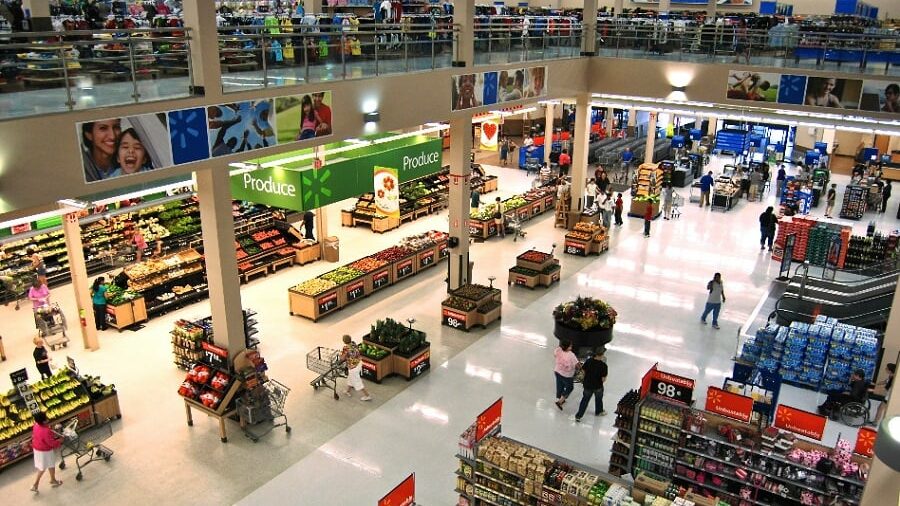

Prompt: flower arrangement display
[{"left": 552, "top": 296, "right": 617, "bottom": 331}]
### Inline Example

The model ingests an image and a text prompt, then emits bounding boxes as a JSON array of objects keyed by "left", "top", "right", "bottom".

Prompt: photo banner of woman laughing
[{"left": 78, "top": 113, "right": 173, "bottom": 183}]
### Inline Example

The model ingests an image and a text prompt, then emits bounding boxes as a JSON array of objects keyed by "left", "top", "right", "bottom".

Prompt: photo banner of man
[
  {"left": 79, "top": 113, "right": 173, "bottom": 183},
  {"left": 208, "top": 100, "right": 276, "bottom": 157},
  {"left": 275, "top": 91, "right": 334, "bottom": 144},
  {"left": 726, "top": 70, "right": 780, "bottom": 102},
  {"left": 860, "top": 80, "right": 900, "bottom": 114},
  {"left": 804, "top": 77, "right": 862, "bottom": 109},
  {"left": 480, "top": 121, "right": 499, "bottom": 151},
  {"left": 373, "top": 166, "right": 401, "bottom": 219}
]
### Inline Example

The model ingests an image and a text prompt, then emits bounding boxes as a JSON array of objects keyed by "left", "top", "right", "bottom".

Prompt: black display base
[
  {"left": 580, "top": 51, "right": 596, "bottom": 57},
  {"left": 554, "top": 321, "right": 613, "bottom": 357},
  {"left": 451, "top": 61, "right": 467, "bottom": 67}
]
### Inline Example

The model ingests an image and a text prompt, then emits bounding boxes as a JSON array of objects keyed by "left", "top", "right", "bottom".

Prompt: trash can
[{"left": 324, "top": 236, "right": 340, "bottom": 262}]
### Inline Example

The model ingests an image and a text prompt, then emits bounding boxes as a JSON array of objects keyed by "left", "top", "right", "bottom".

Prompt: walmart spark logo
[
  {"left": 302, "top": 168, "right": 333, "bottom": 208},
  {"left": 168, "top": 108, "right": 210, "bottom": 164}
]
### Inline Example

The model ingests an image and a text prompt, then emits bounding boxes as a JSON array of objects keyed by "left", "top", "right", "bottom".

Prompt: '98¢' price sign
[{"left": 649, "top": 376, "right": 693, "bottom": 405}]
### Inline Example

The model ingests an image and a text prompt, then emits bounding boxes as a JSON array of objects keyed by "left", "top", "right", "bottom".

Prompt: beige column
[
  {"left": 452, "top": 0, "right": 475, "bottom": 67},
  {"left": 544, "top": 103, "right": 555, "bottom": 166},
  {"left": 62, "top": 212, "right": 99, "bottom": 351},
  {"left": 570, "top": 94, "right": 592, "bottom": 211},
  {"left": 614, "top": 0, "right": 624, "bottom": 18},
  {"left": 644, "top": 112, "right": 659, "bottom": 164},
  {"left": 658, "top": 0, "right": 671, "bottom": 17},
  {"left": 627, "top": 108, "right": 637, "bottom": 137},
  {"left": 22, "top": 0, "right": 51, "bottom": 31},
  {"left": 607, "top": 107, "right": 616, "bottom": 138},
  {"left": 304, "top": 0, "right": 322, "bottom": 14},
  {"left": 706, "top": 0, "right": 717, "bottom": 19},
  {"left": 195, "top": 167, "right": 246, "bottom": 358},
  {"left": 706, "top": 115, "right": 718, "bottom": 137},
  {"left": 448, "top": 114, "right": 473, "bottom": 290},
  {"left": 182, "top": 0, "right": 222, "bottom": 98},
  {"left": 582, "top": 0, "right": 598, "bottom": 56}
]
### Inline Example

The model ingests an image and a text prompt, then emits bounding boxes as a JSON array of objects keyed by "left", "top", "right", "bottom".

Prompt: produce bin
[
  {"left": 324, "top": 236, "right": 340, "bottom": 262},
  {"left": 393, "top": 343, "right": 431, "bottom": 380},
  {"left": 539, "top": 265, "right": 561, "bottom": 286},
  {"left": 289, "top": 287, "right": 342, "bottom": 321},
  {"left": 508, "top": 269, "right": 540, "bottom": 288}
]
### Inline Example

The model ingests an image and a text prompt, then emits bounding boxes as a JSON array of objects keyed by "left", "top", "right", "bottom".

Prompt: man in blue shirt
[{"left": 699, "top": 171, "right": 715, "bottom": 208}]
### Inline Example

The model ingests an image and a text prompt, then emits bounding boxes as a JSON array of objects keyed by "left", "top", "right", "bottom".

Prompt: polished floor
[{"left": 0, "top": 155, "right": 897, "bottom": 505}]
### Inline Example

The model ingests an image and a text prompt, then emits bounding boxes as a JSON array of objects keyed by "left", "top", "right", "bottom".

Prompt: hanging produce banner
[
  {"left": 476, "top": 397, "right": 503, "bottom": 442},
  {"left": 378, "top": 473, "right": 415, "bottom": 506},
  {"left": 78, "top": 91, "right": 333, "bottom": 184},
  {"left": 705, "top": 386, "right": 753, "bottom": 423},
  {"left": 452, "top": 66, "right": 547, "bottom": 111},
  {"left": 773, "top": 404, "right": 827, "bottom": 441},
  {"left": 373, "top": 166, "right": 401, "bottom": 219},
  {"left": 480, "top": 121, "right": 500, "bottom": 151},
  {"left": 854, "top": 426, "right": 877, "bottom": 457},
  {"left": 229, "top": 166, "right": 304, "bottom": 211}
]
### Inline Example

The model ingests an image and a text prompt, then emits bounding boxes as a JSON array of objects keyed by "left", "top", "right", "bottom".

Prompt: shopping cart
[
  {"left": 34, "top": 303, "right": 69, "bottom": 349},
  {"left": 506, "top": 213, "right": 527, "bottom": 242},
  {"left": 237, "top": 379, "right": 292, "bottom": 442},
  {"left": 671, "top": 191, "right": 684, "bottom": 219},
  {"left": 306, "top": 347, "right": 346, "bottom": 400},
  {"left": 56, "top": 417, "right": 114, "bottom": 481}
]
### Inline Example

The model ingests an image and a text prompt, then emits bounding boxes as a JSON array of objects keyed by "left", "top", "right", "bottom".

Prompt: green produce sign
[{"left": 229, "top": 167, "right": 304, "bottom": 211}]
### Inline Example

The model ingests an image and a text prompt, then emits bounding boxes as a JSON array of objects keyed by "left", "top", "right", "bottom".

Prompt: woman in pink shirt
[
  {"left": 554, "top": 340, "right": 580, "bottom": 410},
  {"left": 31, "top": 411, "right": 63, "bottom": 492},
  {"left": 27, "top": 278, "right": 50, "bottom": 309}
]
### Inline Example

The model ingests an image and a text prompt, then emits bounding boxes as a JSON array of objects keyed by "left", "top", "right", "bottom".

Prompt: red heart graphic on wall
[{"left": 483, "top": 122, "right": 498, "bottom": 141}]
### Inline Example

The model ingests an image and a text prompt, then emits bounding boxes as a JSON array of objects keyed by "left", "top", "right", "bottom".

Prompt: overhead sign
[
  {"left": 643, "top": 366, "right": 695, "bottom": 405},
  {"left": 378, "top": 473, "right": 415, "bottom": 506},
  {"left": 480, "top": 121, "right": 499, "bottom": 151},
  {"left": 774, "top": 404, "right": 827, "bottom": 441},
  {"left": 230, "top": 167, "right": 304, "bottom": 211},
  {"left": 705, "top": 386, "right": 753, "bottom": 423},
  {"left": 476, "top": 397, "right": 503, "bottom": 442},
  {"left": 854, "top": 426, "right": 877, "bottom": 457},
  {"left": 452, "top": 66, "right": 547, "bottom": 112}
]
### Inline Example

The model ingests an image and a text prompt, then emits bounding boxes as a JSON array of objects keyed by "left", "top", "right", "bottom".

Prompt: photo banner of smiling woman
[
  {"left": 723, "top": 71, "right": 897, "bottom": 112},
  {"left": 451, "top": 66, "right": 547, "bottom": 112},
  {"left": 78, "top": 113, "right": 174, "bottom": 183}
]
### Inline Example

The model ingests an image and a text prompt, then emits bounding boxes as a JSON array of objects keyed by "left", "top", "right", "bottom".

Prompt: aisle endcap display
[
  {"left": 441, "top": 283, "right": 502, "bottom": 331},
  {"left": 507, "top": 249, "right": 560, "bottom": 288}
]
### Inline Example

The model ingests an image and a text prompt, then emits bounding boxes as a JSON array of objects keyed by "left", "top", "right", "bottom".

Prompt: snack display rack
[
  {"left": 469, "top": 188, "right": 556, "bottom": 240},
  {"left": 441, "top": 283, "right": 502, "bottom": 331},
  {"left": 171, "top": 309, "right": 260, "bottom": 371},
  {"left": 289, "top": 231, "right": 449, "bottom": 321},
  {"left": 507, "top": 249, "right": 560, "bottom": 288},
  {"left": 610, "top": 390, "right": 640, "bottom": 477},
  {"left": 629, "top": 163, "right": 663, "bottom": 219},
  {"left": 711, "top": 177, "right": 739, "bottom": 212},
  {"left": 360, "top": 318, "right": 430, "bottom": 383},
  {"left": 632, "top": 397, "right": 685, "bottom": 480},
  {"left": 563, "top": 223, "right": 609, "bottom": 256},
  {"left": 839, "top": 186, "right": 868, "bottom": 220}
]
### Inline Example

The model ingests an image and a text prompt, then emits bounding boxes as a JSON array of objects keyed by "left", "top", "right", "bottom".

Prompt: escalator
[{"left": 773, "top": 266, "right": 898, "bottom": 330}]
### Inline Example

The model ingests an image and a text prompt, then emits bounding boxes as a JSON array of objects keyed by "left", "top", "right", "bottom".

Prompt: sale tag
[
  {"left": 419, "top": 249, "right": 434, "bottom": 268},
  {"left": 396, "top": 260, "right": 413, "bottom": 278},
  {"left": 564, "top": 241, "right": 587, "bottom": 256},
  {"left": 442, "top": 307, "right": 467, "bottom": 329},
  {"left": 648, "top": 368, "right": 695, "bottom": 405},
  {"left": 372, "top": 270, "right": 390, "bottom": 289},
  {"left": 476, "top": 397, "right": 503, "bottom": 441},
  {"left": 438, "top": 242, "right": 449, "bottom": 258},
  {"left": 854, "top": 426, "right": 877, "bottom": 457},
  {"left": 378, "top": 473, "right": 415, "bottom": 506},
  {"left": 773, "top": 404, "right": 827, "bottom": 441},
  {"left": 345, "top": 280, "right": 365, "bottom": 301},
  {"left": 409, "top": 350, "right": 430, "bottom": 379},
  {"left": 317, "top": 292, "right": 339, "bottom": 314},
  {"left": 705, "top": 386, "right": 753, "bottom": 423}
]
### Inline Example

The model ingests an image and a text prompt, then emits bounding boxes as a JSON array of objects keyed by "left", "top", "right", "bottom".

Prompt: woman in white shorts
[
  {"left": 341, "top": 335, "right": 372, "bottom": 401},
  {"left": 31, "top": 411, "right": 63, "bottom": 492}
]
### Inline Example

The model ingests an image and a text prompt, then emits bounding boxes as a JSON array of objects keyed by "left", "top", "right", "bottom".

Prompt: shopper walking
[
  {"left": 662, "top": 184, "right": 674, "bottom": 220},
  {"left": 600, "top": 191, "right": 613, "bottom": 229},
  {"left": 499, "top": 137, "right": 515, "bottom": 167},
  {"left": 699, "top": 171, "right": 714, "bottom": 208},
  {"left": 874, "top": 363, "right": 896, "bottom": 425},
  {"left": 825, "top": 183, "right": 837, "bottom": 218},
  {"left": 557, "top": 150, "right": 571, "bottom": 177},
  {"left": 759, "top": 206, "right": 777, "bottom": 251},
  {"left": 643, "top": 202, "right": 653, "bottom": 238},
  {"left": 30, "top": 249, "right": 47, "bottom": 286},
  {"left": 303, "top": 210, "right": 316, "bottom": 240},
  {"left": 30, "top": 411, "right": 63, "bottom": 492},
  {"left": 340, "top": 335, "right": 372, "bottom": 401},
  {"left": 33, "top": 337, "right": 52, "bottom": 380},
  {"left": 493, "top": 197, "right": 505, "bottom": 238},
  {"left": 597, "top": 172, "right": 611, "bottom": 195},
  {"left": 700, "top": 273, "right": 726, "bottom": 329},
  {"left": 776, "top": 165, "right": 786, "bottom": 198},
  {"left": 132, "top": 228, "right": 147, "bottom": 262},
  {"left": 585, "top": 178, "right": 598, "bottom": 210},
  {"left": 882, "top": 180, "right": 892, "bottom": 213},
  {"left": 28, "top": 278, "right": 50, "bottom": 310},
  {"left": 470, "top": 187, "right": 481, "bottom": 214},
  {"left": 614, "top": 193, "right": 624, "bottom": 226},
  {"left": 90, "top": 276, "right": 109, "bottom": 331},
  {"left": 553, "top": 340, "right": 579, "bottom": 410},
  {"left": 574, "top": 349, "right": 608, "bottom": 422},
  {"left": 749, "top": 169, "right": 761, "bottom": 201}
]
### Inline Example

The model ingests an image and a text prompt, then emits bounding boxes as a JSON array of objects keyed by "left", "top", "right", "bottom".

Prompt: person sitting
[{"left": 818, "top": 369, "right": 868, "bottom": 418}]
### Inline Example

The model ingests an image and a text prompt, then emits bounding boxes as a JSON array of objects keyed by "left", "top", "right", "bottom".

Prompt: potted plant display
[{"left": 552, "top": 296, "right": 617, "bottom": 352}]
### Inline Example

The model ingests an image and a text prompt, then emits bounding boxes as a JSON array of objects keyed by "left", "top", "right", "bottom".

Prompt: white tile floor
[{"left": 0, "top": 154, "right": 897, "bottom": 505}]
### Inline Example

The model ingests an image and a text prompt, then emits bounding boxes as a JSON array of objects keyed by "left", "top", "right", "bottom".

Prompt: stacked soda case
[
  {"left": 818, "top": 316, "right": 880, "bottom": 392},
  {"left": 779, "top": 322, "right": 829, "bottom": 389},
  {"left": 844, "top": 231, "right": 900, "bottom": 269},
  {"left": 806, "top": 224, "right": 846, "bottom": 267},
  {"left": 772, "top": 216, "right": 816, "bottom": 262}
]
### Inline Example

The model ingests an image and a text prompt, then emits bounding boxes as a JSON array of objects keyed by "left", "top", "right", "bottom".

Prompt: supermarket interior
[{"left": 2, "top": 1, "right": 900, "bottom": 505}]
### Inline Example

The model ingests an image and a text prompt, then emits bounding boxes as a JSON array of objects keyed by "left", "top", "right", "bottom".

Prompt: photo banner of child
[
  {"left": 726, "top": 70, "right": 780, "bottom": 102},
  {"left": 208, "top": 100, "right": 276, "bottom": 157},
  {"left": 451, "top": 73, "right": 485, "bottom": 111},
  {"left": 804, "top": 77, "right": 862, "bottom": 109},
  {"left": 859, "top": 80, "right": 900, "bottom": 114},
  {"left": 275, "top": 91, "right": 334, "bottom": 144},
  {"left": 79, "top": 113, "right": 173, "bottom": 183}
]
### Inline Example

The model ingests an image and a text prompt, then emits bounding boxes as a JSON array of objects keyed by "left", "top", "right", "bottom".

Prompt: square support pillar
[
  {"left": 62, "top": 212, "right": 99, "bottom": 351},
  {"left": 182, "top": 0, "right": 221, "bottom": 98},
  {"left": 569, "top": 94, "right": 592, "bottom": 211},
  {"left": 448, "top": 114, "right": 473, "bottom": 290},
  {"left": 452, "top": 0, "right": 474, "bottom": 67}
]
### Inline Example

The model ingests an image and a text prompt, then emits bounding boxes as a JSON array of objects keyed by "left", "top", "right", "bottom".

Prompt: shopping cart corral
[
  {"left": 306, "top": 347, "right": 346, "bottom": 400},
  {"left": 237, "top": 379, "right": 292, "bottom": 442},
  {"left": 56, "top": 417, "right": 114, "bottom": 481},
  {"left": 34, "top": 303, "right": 69, "bottom": 350}
]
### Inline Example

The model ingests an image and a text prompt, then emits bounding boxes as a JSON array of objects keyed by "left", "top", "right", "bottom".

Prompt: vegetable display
[
  {"left": 319, "top": 266, "right": 365, "bottom": 284},
  {"left": 368, "top": 318, "right": 408, "bottom": 347},
  {"left": 553, "top": 296, "right": 618, "bottom": 331},
  {"left": 503, "top": 196, "right": 528, "bottom": 211},
  {"left": 291, "top": 278, "right": 338, "bottom": 295},
  {"left": 518, "top": 250, "right": 552, "bottom": 263},
  {"left": 509, "top": 266, "right": 540, "bottom": 276},
  {"left": 359, "top": 342, "right": 390, "bottom": 359},
  {"left": 452, "top": 283, "right": 497, "bottom": 301},
  {"left": 441, "top": 296, "right": 477, "bottom": 312}
]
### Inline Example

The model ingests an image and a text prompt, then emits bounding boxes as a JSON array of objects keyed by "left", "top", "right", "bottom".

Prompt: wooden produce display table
[
  {"left": 361, "top": 330, "right": 430, "bottom": 382},
  {"left": 393, "top": 343, "right": 431, "bottom": 381},
  {"left": 441, "top": 284, "right": 502, "bottom": 331},
  {"left": 628, "top": 199, "right": 661, "bottom": 219},
  {"left": 564, "top": 223, "right": 608, "bottom": 257},
  {"left": 183, "top": 380, "right": 242, "bottom": 443},
  {"left": 480, "top": 175, "right": 498, "bottom": 193},
  {"left": 360, "top": 341, "right": 394, "bottom": 383},
  {"left": 508, "top": 250, "right": 561, "bottom": 289},
  {"left": 288, "top": 286, "right": 341, "bottom": 322},
  {"left": 93, "top": 393, "right": 122, "bottom": 421},
  {"left": 106, "top": 297, "right": 148, "bottom": 331}
]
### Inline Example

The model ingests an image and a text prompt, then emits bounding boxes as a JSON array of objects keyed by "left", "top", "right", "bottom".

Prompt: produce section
[
  {"left": 342, "top": 167, "right": 451, "bottom": 232},
  {"left": 507, "top": 249, "right": 560, "bottom": 289},
  {"left": 469, "top": 188, "right": 556, "bottom": 240},
  {"left": 123, "top": 248, "right": 207, "bottom": 318},
  {"left": 441, "top": 283, "right": 502, "bottom": 331},
  {"left": 288, "top": 231, "right": 449, "bottom": 321}
]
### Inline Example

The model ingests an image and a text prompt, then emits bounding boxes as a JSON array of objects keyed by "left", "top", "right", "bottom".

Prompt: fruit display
[
  {"left": 502, "top": 196, "right": 527, "bottom": 211},
  {"left": 359, "top": 342, "right": 390, "bottom": 360},
  {"left": 566, "top": 230, "right": 593, "bottom": 241},
  {"left": 400, "top": 230, "right": 449, "bottom": 251},
  {"left": 509, "top": 266, "right": 540, "bottom": 276},
  {"left": 348, "top": 257, "right": 388, "bottom": 273},
  {"left": 441, "top": 295, "right": 477, "bottom": 312},
  {"left": 452, "top": 283, "right": 497, "bottom": 301},
  {"left": 574, "top": 222, "right": 602, "bottom": 234},
  {"left": 291, "top": 278, "right": 338, "bottom": 295},
  {"left": 0, "top": 370, "right": 92, "bottom": 443},
  {"left": 518, "top": 250, "right": 552, "bottom": 264},
  {"left": 477, "top": 300, "right": 502, "bottom": 313},
  {"left": 319, "top": 266, "right": 365, "bottom": 284},
  {"left": 469, "top": 206, "right": 497, "bottom": 220},
  {"left": 373, "top": 246, "right": 414, "bottom": 262}
]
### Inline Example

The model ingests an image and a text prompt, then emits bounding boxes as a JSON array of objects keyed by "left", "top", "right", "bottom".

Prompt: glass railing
[
  {"left": 217, "top": 24, "right": 458, "bottom": 92},
  {"left": 473, "top": 21, "right": 584, "bottom": 66},
  {"left": 0, "top": 27, "right": 193, "bottom": 120},
  {"left": 594, "top": 24, "right": 900, "bottom": 76}
]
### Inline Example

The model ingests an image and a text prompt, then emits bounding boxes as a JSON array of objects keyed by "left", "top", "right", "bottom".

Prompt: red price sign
[
  {"left": 476, "top": 397, "right": 503, "bottom": 442},
  {"left": 774, "top": 404, "right": 827, "bottom": 441},
  {"left": 705, "top": 386, "right": 754, "bottom": 423},
  {"left": 854, "top": 426, "right": 877, "bottom": 457},
  {"left": 378, "top": 473, "right": 414, "bottom": 506},
  {"left": 640, "top": 364, "right": 658, "bottom": 399}
]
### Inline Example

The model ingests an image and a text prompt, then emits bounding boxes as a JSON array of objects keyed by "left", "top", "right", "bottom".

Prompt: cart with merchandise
[
  {"left": 237, "top": 379, "right": 292, "bottom": 442},
  {"left": 306, "top": 346, "right": 346, "bottom": 400},
  {"left": 56, "top": 417, "right": 114, "bottom": 481},
  {"left": 98, "top": 243, "right": 134, "bottom": 269},
  {"left": 0, "top": 269, "right": 29, "bottom": 310},
  {"left": 670, "top": 190, "right": 684, "bottom": 218},
  {"left": 34, "top": 302, "right": 69, "bottom": 349}
]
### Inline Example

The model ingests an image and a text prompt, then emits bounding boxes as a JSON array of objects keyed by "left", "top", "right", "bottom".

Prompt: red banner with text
[
  {"left": 640, "top": 364, "right": 659, "bottom": 399},
  {"left": 774, "top": 404, "right": 827, "bottom": 441},
  {"left": 476, "top": 398, "right": 503, "bottom": 442},
  {"left": 854, "top": 427, "right": 877, "bottom": 457},
  {"left": 705, "top": 387, "right": 754, "bottom": 423},
  {"left": 378, "top": 473, "right": 415, "bottom": 506}
]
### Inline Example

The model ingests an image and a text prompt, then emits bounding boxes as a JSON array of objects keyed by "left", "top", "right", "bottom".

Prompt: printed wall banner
[
  {"left": 378, "top": 473, "right": 415, "bottom": 506},
  {"left": 168, "top": 108, "right": 210, "bottom": 165},
  {"left": 480, "top": 121, "right": 500, "bottom": 151},
  {"left": 854, "top": 426, "right": 877, "bottom": 457},
  {"left": 777, "top": 74, "right": 808, "bottom": 104},
  {"left": 705, "top": 386, "right": 754, "bottom": 423},
  {"left": 632, "top": 0, "right": 752, "bottom": 3},
  {"left": 373, "top": 166, "right": 401, "bottom": 219},
  {"left": 229, "top": 167, "right": 304, "bottom": 211},
  {"left": 208, "top": 100, "right": 276, "bottom": 157},
  {"left": 804, "top": 77, "right": 862, "bottom": 109},
  {"left": 452, "top": 66, "right": 548, "bottom": 111},
  {"left": 773, "top": 404, "right": 827, "bottom": 440},
  {"left": 727, "top": 71, "right": 780, "bottom": 102},
  {"left": 476, "top": 397, "right": 503, "bottom": 442},
  {"left": 860, "top": 80, "right": 900, "bottom": 114},
  {"left": 275, "top": 91, "right": 333, "bottom": 143},
  {"left": 79, "top": 113, "right": 173, "bottom": 183}
]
